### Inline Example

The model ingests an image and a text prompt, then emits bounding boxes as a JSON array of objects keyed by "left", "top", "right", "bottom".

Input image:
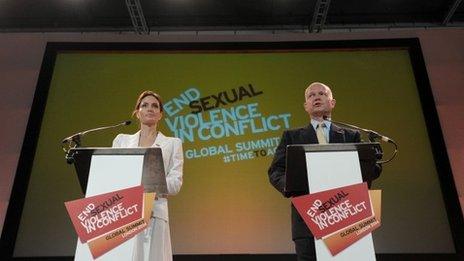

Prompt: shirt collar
[{"left": 310, "top": 118, "right": 332, "bottom": 130}]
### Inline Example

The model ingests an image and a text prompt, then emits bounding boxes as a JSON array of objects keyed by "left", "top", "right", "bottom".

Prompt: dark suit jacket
[{"left": 267, "top": 123, "right": 361, "bottom": 240}]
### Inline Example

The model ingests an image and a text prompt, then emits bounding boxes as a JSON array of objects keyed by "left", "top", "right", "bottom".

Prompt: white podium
[
  {"left": 69, "top": 148, "right": 167, "bottom": 261},
  {"left": 286, "top": 143, "right": 381, "bottom": 261}
]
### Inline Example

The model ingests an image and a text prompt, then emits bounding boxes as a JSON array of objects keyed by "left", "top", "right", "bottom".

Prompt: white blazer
[{"left": 112, "top": 131, "right": 183, "bottom": 221}]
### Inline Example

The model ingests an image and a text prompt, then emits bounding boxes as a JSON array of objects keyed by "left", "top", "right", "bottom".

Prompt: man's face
[{"left": 304, "top": 84, "right": 336, "bottom": 118}]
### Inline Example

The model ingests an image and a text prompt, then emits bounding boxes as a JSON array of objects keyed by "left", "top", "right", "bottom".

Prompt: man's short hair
[{"left": 304, "top": 82, "right": 333, "bottom": 100}]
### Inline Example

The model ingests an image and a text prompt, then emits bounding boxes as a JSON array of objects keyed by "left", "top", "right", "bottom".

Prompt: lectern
[
  {"left": 286, "top": 143, "right": 381, "bottom": 261},
  {"left": 69, "top": 147, "right": 167, "bottom": 261}
]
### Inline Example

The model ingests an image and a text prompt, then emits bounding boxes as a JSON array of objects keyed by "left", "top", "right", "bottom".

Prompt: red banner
[
  {"left": 292, "top": 182, "right": 373, "bottom": 239},
  {"left": 292, "top": 182, "right": 381, "bottom": 256},
  {"left": 65, "top": 186, "right": 154, "bottom": 258},
  {"left": 323, "top": 190, "right": 381, "bottom": 255},
  {"left": 65, "top": 186, "right": 144, "bottom": 242}
]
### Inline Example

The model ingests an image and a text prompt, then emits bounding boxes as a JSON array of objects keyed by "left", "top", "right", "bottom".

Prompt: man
[{"left": 267, "top": 82, "right": 362, "bottom": 261}]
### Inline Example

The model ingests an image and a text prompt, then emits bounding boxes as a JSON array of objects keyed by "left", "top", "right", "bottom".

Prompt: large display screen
[{"left": 5, "top": 40, "right": 461, "bottom": 258}]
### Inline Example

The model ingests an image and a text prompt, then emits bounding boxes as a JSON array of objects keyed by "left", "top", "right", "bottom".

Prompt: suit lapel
[
  {"left": 302, "top": 125, "right": 318, "bottom": 144},
  {"left": 128, "top": 131, "right": 140, "bottom": 148},
  {"left": 329, "top": 123, "right": 345, "bottom": 143},
  {"left": 152, "top": 132, "right": 170, "bottom": 173},
  {"left": 153, "top": 131, "right": 168, "bottom": 148}
]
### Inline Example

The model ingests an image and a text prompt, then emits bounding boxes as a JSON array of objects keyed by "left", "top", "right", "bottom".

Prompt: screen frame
[{"left": 1, "top": 38, "right": 463, "bottom": 260}]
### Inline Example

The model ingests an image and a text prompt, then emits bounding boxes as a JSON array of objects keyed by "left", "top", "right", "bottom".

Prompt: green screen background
[{"left": 14, "top": 49, "right": 454, "bottom": 255}]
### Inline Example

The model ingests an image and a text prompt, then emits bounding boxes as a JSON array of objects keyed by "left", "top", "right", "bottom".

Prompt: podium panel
[
  {"left": 306, "top": 151, "right": 362, "bottom": 191},
  {"left": 306, "top": 149, "right": 375, "bottom": 261},
  {"left": 74, "top": 154, "right": 144, "bottom": 261},
  {"left": 285, "top": 142, "right": 381, "bottom": 197},
  {"left": 70, "top": 148, "right": 167, "bottom": 261}
]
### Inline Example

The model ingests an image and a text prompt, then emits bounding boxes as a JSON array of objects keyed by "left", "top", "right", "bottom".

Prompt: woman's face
[{"left": 136, "top": 95, "right": 163, "bottom": 126}]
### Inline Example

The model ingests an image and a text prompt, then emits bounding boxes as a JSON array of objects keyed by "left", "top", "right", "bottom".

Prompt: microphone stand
[
  {"left": 323, "top": 117, "right": 398, "bottom": 164},
  {"left": 61, "top": 120, "right": 131, "bottom": 164}
]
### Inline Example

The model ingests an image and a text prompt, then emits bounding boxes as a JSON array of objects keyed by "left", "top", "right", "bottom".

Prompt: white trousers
[{"left": 132, "top": 217, "right": 172, "bottom": 261}]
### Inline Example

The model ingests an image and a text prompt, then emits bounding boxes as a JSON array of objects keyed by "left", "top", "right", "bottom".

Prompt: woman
[{"left": 112, "top": 91, "right": 183, "bottom": 261}]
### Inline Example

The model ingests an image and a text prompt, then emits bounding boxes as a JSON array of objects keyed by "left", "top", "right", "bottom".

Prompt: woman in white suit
[{"left": 112, "top": 90, "right": 183, "bottom": 261}]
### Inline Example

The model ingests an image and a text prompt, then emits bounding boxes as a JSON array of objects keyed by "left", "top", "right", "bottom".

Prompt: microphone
[
  {"left": 323, "top": 116, "right": 394, "bottom": 144},
  {"left": 62, "top": 121, "right": 131, "bottom": 164},
  {"left": 61, "top": 120, "right": 131, "bottom": 145},
  {"left": 322, "top": 116, "right": 398, "bottom": 164}
]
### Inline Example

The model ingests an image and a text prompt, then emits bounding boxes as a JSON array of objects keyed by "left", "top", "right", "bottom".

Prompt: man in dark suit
[{"left": 268, "top": 82, "right": 362, "bottom": 261}]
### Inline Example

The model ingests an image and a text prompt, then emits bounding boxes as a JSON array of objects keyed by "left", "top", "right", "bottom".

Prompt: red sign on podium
[
  {"left": 292, "top": 182, "right": 381, "bottom": 255},
  {"left": 65, "top": 185, "right": 154, "bottom": 258}
]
